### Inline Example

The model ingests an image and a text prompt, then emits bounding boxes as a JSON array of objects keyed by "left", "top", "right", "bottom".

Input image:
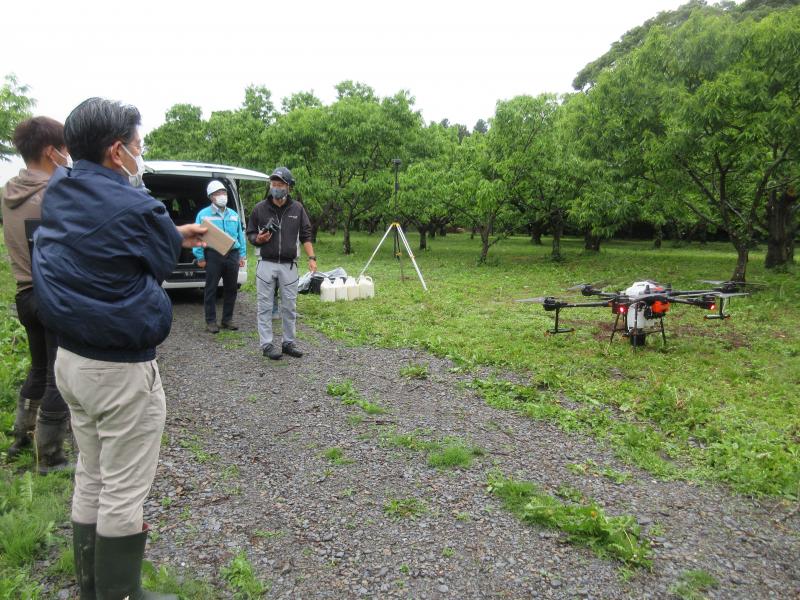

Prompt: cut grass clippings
[{"left": 487, "top": 473, "right": 652, "bottom": 568}]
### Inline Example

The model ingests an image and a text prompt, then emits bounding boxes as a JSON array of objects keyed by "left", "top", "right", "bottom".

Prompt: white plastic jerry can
[
  {"left": 345, "top": 276, "right": 359, "bottom": 300},
  {"left": 320, "top": 277, "right": 336, "bottom": 302},
  {"left": 333, "top": 277, "right": 347, "bottom": 301},
  {"left": 357, "top": 275, "right": 374, "bottom": 299}
]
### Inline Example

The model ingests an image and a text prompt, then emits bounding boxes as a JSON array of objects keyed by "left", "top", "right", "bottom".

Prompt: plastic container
[
  {"left": 345, "top": 276, "right": 359, "bottom": 300},
  {"left": 357, "top": 275, "right": 375, "bottom": 299},
  {"left": 333, "top": 277, "right": 347, "bottom": 301},
  {"left": 320, "top": 277, "right": 335, "bottom": 302}
]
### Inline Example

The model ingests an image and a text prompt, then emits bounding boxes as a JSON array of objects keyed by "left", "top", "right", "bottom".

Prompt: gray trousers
[
  {"left": 55, "top": 348, "right": 166, "bottom": 537},
  {"left": 256, "top": 260, "right": 299, "bottom": 348}
]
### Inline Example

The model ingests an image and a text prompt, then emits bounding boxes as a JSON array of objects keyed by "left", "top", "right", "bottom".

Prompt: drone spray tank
[{"left": 622, "top": 281, "right": 669, "bottom": 345}]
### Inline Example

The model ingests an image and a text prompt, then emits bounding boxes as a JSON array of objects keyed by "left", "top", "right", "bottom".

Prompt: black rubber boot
[
  {"left": 73, "top": 521, "right": 97, "bottom": 600},
  {"left": 35, "top": 410, "right": 71, "bottom": 474},
  {"left": 7, "top": 396, "right": 39, "bottom": 460},
  {"left": 95, "top": 527, "right": 177, "bottom": 600}
]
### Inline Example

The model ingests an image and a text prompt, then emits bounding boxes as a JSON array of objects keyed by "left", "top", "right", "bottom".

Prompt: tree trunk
[
  {"left": 584, "top": 231, "right": 601, "bottom": 252},
  {"left": 479, "top": 229, "right": 490, "bottom": 264},
  {"left": 429, "top": 228, "right": 436, "bottom": 239},
  {"left": 342, "top": 216, "right": 352, "bottom": 254},
  {"left": 310, "top": 222, "right": 319, "bottom": 244},
  {"left": 551, "top": 223, "right": 563, "bottom": 261},
  {"left": 731, "top": 243, "right": 749, "bottom": 282},
  {"left": 419, "top": 226, "right": 427, "bottom": 251},
  {"left": 765, "top": 187, "right": 797, "bottom": 270},
  {"left": 653, "top": 224, "right": 662, "bottom": 249},
  {"left": 530, "top": 223, "right": 543, "bottom": 245}
]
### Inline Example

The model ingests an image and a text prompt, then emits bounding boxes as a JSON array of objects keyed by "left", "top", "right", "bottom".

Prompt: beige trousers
[{"left": 55, "top": 348, "right": 166, "bottom": 537}]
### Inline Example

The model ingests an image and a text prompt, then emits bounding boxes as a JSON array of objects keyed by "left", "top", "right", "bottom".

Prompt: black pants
[
  {"left": 15, "top": 287, "right": 68, "bottom": 413},
  {"left": 204, "top": 249, "right": 240, "bottom": 325}
]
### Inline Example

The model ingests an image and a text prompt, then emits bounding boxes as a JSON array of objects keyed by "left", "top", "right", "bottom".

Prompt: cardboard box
[{"left": 201, "top": 217, "right": 235, "bottom": 255}]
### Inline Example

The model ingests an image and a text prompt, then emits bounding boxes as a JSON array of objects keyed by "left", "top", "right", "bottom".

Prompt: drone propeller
[
  {"left": 699, "top": 279, "right": 766, "bottom": 292},
  {"left": 566, "top": 281, "right": 609, "bottom": 292},
  {"left": 516, "top": 297, "right": 552, "bottom": 304}
]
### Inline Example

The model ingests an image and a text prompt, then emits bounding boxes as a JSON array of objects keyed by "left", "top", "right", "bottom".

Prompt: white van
[{"left": 142, "top": 161, "right": 270, "bottom": 290}]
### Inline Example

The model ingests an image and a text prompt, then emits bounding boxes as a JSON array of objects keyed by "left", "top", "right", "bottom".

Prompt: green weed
[
  {"left": 177, "top": 433, "right": 216, "bottom": 463},
  {"left": 669, "top": 569, "right": 719, "bottom": 600},
  {"left": 220, "top": 550, "right": 270, "bottom": 599},
  {"left": 381, "top": 430, "right": 484, "bottom": 470},
  {"left": 322, "top": 447, "right": 354, "bottom": 465},
  {"left": 326, "top": 379, "right": 386, "bottom": 415},
  {"left": 400, "top": 363, "right": 429, "bottom": 379},
  {"left": 487, "top": 473, "right": 651, "bottom": 567},
  {"left": 142, "top": 561, "right": 216, "bottom": 599},
  {"left": 384, "top": 497, "right": 427, "bottom": 520}
]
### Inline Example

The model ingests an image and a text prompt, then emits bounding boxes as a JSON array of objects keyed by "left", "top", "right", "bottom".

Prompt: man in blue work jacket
[{"left": 194, "top": 180, "right": 247, "bottom": 333}]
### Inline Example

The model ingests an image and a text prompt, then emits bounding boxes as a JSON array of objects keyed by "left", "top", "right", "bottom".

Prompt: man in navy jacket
[{"left": 32, "top": 97, "right": 206, "bottom": 600}]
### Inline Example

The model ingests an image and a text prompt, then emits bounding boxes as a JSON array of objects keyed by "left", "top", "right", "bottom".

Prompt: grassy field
[{"left": 294, "top": 231, "right": 800, "bottom": 499}]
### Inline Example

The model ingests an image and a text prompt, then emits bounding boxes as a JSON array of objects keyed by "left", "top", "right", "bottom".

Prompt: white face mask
[
  {"left": 53, "top": 149, "right": 73, "bottom": 169},
  {"left": 213, "top": 195, "right": 228, "bottom": 209},
  {"left": 121, "top": 144, "right": 145, "bottom": 187}
]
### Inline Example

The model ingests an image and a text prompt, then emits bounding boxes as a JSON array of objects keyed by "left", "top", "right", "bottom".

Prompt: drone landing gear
[
  {"left": 609, "top": 313, "right": 667, "bottom": 347},
  {"left": 704, "top": 298, "right": 730, "bottom": 320},
  {"left": 547, "top": 306, "right": 574, "bottom": 335}
]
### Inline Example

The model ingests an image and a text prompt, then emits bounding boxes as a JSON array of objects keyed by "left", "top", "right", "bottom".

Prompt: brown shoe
[
  {"left": 206, "top": 322, "right": 220, "bottom": 334},
  {"left": 221, "top": 321, "right": 238, "bottom": 330}
]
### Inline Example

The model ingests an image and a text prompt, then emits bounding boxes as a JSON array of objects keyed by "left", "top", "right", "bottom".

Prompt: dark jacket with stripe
[
  {"left": 32, "top": 160, "right": 183, "bottom": 362},
  {"left": 245, "top": 195, "right": 312, "bottom": 263}
]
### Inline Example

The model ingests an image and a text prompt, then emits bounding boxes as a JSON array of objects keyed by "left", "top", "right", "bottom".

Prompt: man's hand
[
  {"left": 308, "top": 258, "right": 318, "bottom": 273},
  {"left": 239, "top": 258, "right": 246, "bottom": 267},
  {"left": 255, "top": 231, "right": 272, "bottom": 245},
  {"left": 177, "top": 224, "right": 208, "bottom": 248},
  {"left": 198, "top": 260, "right": 207, "bottom": 269}
]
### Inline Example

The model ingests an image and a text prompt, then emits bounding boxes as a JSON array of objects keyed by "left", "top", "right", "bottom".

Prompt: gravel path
[{"left": 58, "top": 292, "right": 800, "bottom": 598}]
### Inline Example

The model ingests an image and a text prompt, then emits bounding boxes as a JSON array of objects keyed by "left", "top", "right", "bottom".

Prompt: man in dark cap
[{"left": 246, "top": 166, "right": 317, "bottom": 359}]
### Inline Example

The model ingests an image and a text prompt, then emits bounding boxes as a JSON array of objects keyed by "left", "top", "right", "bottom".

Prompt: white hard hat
[{"left": 207, "top": 180, "right": 226, "bottom": 197}]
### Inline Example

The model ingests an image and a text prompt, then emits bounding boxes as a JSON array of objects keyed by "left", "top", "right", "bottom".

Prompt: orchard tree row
[{"left": 2, "top": 1, "right": 798, "bottom": 280}]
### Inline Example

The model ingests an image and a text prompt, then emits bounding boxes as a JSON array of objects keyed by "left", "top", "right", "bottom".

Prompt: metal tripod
[
  {"left": 358, "top": 222, "right": 428, "bottom": 291},
  {"left": 357, "top": 158, "right": 428, "bottom": 291}
]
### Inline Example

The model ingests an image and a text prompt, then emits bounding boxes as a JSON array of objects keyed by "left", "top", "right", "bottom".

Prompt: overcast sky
[{"left": 1, "top": 0, "right": 689, "bottom": 183}]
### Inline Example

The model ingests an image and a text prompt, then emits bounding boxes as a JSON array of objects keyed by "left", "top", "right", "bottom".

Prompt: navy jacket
[{"left": 32, "top": 160, "right": 183, "bottom": 362}]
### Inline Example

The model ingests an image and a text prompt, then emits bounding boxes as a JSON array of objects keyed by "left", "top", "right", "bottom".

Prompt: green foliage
[
  {"left": 0, "top": 471, "right": 71, "bottom": 568},
  {"left": 383, "top": 497, "right": 427, "bottom": 520},
  {"left": 322, "top": 447, "right": 354, "bottom": 465},
  {"left": 220, "top": 551, "right": 269, "bottom": 599},
  {"left": 0, "top": 74, "right": 35, "bottom": 162},
  {"left": 574, "top": 6, "right": 800, "bottom": 279},
  {"left": 426, "top": 441, "right": 483, "bottom": 470},
  {"left": 381, "top": 430, "right": 484, "bottom": 470},
  {"left": 141, "top": 562, "right": 216, "bottom": 599},
  {"left": 326, "top": 379, "right": 386, "bottom": 415},
  {"left": 176, "top": 432, "right": 217, "bottom": 463},
  {"left": 487, "top": 473, "right": 652, "bottom": 567},
  {"left": 669, "top": 569, "right": 719, "bottom": 599},
  {"left": 0, "top": 567, "right": 41, "bottom": 599},
  {"left": 399, "top": 363, "right": 429, "bottom": 379}
]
